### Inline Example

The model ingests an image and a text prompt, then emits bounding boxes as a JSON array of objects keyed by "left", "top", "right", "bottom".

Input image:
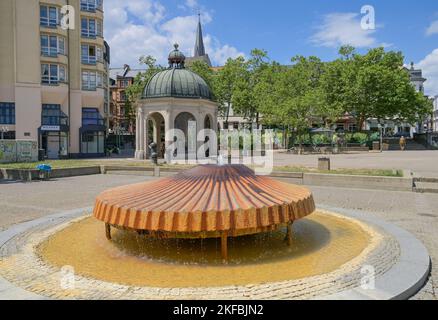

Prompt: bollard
[
  {"left": 154, "top": 166, "right": 160, "bottom": 177},
  {"left": 372, "top": 141, "right": 380, "bottom": 151},
  {"left": 318, "top": 157, "right": 331, "bottom": 171}
]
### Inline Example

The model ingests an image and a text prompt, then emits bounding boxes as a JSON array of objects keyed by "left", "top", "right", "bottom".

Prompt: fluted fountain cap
[{"left": 93, "top": 165, "right": 315, "bottom": 236}]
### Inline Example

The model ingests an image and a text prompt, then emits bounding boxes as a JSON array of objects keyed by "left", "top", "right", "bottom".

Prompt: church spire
[{"left": 194, "top": 13, "right": 206, "bottom": 57}]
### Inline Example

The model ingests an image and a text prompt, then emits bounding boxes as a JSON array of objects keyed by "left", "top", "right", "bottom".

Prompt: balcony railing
[
  {"left": 82, "top": 83, "right": 97, "bottom": 91},
  {"left": 81, "top": 29, "right": 96, "bottom": 39},
  {"left": 40, "top": 17, "right": 58, "bottom": 28},
  {"left": 81, "top": 56, "right": 97, "bottom": 65},
  {"left": 41, "top": 47, "right": 58, "bottom": 57},
  {"left": 42, "top": 76, "right": 59, "bottom": 85},
  {"left": 81, "top": 3, "right": 96, "bottom": 12}
]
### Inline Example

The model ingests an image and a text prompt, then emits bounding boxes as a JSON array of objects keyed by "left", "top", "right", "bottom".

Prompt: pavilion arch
[{"left": 147, "top": 112, "right": 166, "bottom": 158}]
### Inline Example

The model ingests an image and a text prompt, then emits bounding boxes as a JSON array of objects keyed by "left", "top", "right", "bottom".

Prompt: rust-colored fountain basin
[{"left": 93, "top": 165, "right": 316, "bottom": 261}]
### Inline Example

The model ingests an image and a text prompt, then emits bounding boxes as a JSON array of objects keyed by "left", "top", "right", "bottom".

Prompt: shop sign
[{"left": 41, "top": 125, "right": 60, "bottom": 132}]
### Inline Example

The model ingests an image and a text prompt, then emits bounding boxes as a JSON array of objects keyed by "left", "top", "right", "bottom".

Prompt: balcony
[
  {"left": 40, "top": 17, "right": 58, "bottom": 28},
  {"left": 82, "top": 56, "right": 97, "bottom": 65},
  {"left": 41, "top": 76, "right": 59, "bottom": 86},
  {"left": 81, "top": 29, "right": 97, "bottom": 39},
  {"left": 41, "top": 47, "right": 58, "bottom": 58},
  {"left": 81, "top": 3, "right": 96, "bottom": 12},
  {"left": 82, "top": 83, "right": 97, "bottom": 91}
]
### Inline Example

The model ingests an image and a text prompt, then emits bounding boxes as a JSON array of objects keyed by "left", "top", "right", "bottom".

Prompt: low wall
[
  {"left": 0, "top": 165, "right": 414, "bottom": 191},
  {"left": 302, "top": 173, "right": 413, "bottom": 191},
  {"left": 0, "top": 166, "right": 101, "bottom": 181},
  {"left": 0, "top": 140, "right": 38, "bottom": 163},
  {"left": 49, "top": 167, "right": 101, "bottom": 178}
]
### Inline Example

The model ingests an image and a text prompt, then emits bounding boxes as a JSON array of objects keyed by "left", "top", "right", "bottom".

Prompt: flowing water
[{"left": 38, "top": 212, "right": 372, "bottom": 287}]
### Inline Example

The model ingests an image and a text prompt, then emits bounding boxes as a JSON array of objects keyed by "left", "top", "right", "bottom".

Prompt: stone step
[
  {"left": 413, "top": 181, "right": 438, "bottom": 194},
  {"left": 414, "top": 177, "right": 438, "bottom": 183}
]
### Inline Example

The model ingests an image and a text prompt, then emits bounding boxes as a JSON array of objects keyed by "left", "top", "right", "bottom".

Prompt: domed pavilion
[{"left": 135, "top": 44, "right": 218, "bottom": 161}]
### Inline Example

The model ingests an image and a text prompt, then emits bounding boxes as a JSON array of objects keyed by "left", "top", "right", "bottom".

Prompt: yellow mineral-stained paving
[{"left": 37, "top": 211, "right": 372, "bottom": 288}]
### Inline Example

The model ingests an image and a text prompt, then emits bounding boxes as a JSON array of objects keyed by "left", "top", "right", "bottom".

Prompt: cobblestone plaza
[{"left": 0, "top": 169, "right": 436, "bottom": 300}]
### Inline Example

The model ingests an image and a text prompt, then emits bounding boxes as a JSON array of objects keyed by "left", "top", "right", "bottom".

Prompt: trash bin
[
  {"left": 38, "top": 149, "right": 46, "bottom": 161},
  {"left": 318, "top": 157, "right": 331, "bottom": 171},
  {"left": 372, "top": 141, "right": 380, "bottom": 151},
  {"left": 36, "top": 164, "right": 52, "bottom": 180}
]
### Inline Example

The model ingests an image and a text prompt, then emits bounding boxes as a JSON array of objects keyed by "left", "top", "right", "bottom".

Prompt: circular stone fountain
[
  {"left": 93, "top": 165, "right": 315, "bottom": 261},
  {"left": 0, "top": 165, "right": 431, "bottom": 300}
]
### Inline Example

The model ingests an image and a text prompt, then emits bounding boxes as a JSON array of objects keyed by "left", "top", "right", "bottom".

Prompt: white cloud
[
  {"left": 310, "top": 13, "right": 378, "bottom": 48},
  {"left": 426, "top": 21, "right": 438, "bottom": 36},
  {"left": 103, "top": 0, "right": 242, "bottom": 68},
  {"left": 417, "top": 49, "right": 438, "bottom": 96},
  {"left": 185, "top": 0, "right": 198, "bottom": 9}
]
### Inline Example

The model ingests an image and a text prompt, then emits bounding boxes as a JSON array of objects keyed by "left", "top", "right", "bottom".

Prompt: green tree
[
  {"left": 257, "top": 56, "right": 327, "bottom": 149},
  {"left": 121, "top": 56, "right": 164, "bottom": 131},
  {"left": 213, "top": 56, "right": 247, "bottom": 126},
  {"left": 232, "top": 49, "right": 270, "bottom": 125},
  {"left": 125, "top": 55, "right": 164, "bottom": 102},
  {"left": 325, "top": 46, "right": 432, "bottom": 129},
  {"left": 187, "top": 60, "right": 215, "bottom": 96}
]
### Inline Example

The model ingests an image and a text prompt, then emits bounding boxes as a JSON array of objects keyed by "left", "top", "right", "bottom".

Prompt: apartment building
[
  {"left": 109, "top": 65, "right": 144, "bottom": 134},
  {"left": 0, "top": 0, "right": 110, "bottom": 159}
]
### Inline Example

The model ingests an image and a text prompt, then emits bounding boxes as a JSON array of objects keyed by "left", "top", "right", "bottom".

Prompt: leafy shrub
[
  {"left": 312, "top": 134, "right": 330, "bottom": 145},
  {"left": 369, "top": 132, "right": 380, "bottom": 141},
  {"left": 352, "top": 132, "right": 368, "bottom": 145}
]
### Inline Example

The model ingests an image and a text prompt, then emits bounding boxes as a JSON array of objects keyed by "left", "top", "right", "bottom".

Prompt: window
[
  {"left": 82, "top": 71, "right": 101, "bottom": 90},
  {"left": 81, "top": 44, "right": 96, "bottom": 64},
  {"left": 0, "top": 103, "right": 15, "bottom": 125},
  {"left": 0, "top": 131, "right": 15, "bottom": 140},
  {"left": 82, "top": 71, "right": 103, "bottom": 90},
  {"left": 120, "top": 91, "right": 126, "bottom": 102},
  {"left": 97, "top": 73, "right": 103, "bottom": 88},
  {"left": 42, "top": 104, "right": 68, "bottom": 126},
  {"left": 81, "top": 18, "right": 96, "bottom": 38},
  {"left": 41, "top": 35, "right": 65, "bottom": 56},
  {"left": 58, "top": 37, "right": 65, "bottom": 55},
  {"left": 96, "top": 20, "right": 103, "bottom": 37},
  {"left": 42, "top": 104, "right": 60, "bottom": 125},
  {"left": 40, "top": 5, "right": 58, "bottom": 27},
  {"left": 81, "top": 0, "right": 102, "bottom": 12},
  {"left": 96, "top": 47, "right": 103, "bottom": 63},
  {"left": 81, "top": 131, "right": 105, "bottom": 154},
  {"left": 59, "top": 66, "right": 66, "bottom": 82},
  {"left": 41, "top": 64, "right": 57, "bottom": 85},
  {"left": 82, "top": 108, "right": 104, "bottom": 126},
  {"left": 41, "top": 64, "right": 66, "bottom": 85},
  {"left": 120, "top": 80, "right": 130, "bottom": 88}
]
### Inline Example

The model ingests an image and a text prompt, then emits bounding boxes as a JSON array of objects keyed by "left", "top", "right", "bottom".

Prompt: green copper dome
[{"left": 142, "top": 44, "right": 212, "bottom": 100}]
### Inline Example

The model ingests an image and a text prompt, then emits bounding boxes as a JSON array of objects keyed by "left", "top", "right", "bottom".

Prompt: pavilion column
[
  {"left": 164, "top": 110, "right": 172, "bottom": 163},
  {"left": 135, "top": 108, "right": 144, "bottom": 159},
  {"left": 143, "top": 113, "right": 149, "bottom": 159},
  {"left": 138, "top": 109, "right": 145, "bottom": 159},
  {"left": 196, "top": 113, "right": 205, "bottom": 160}
]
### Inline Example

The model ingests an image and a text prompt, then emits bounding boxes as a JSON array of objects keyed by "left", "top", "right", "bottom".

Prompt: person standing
[{"left": 399, "top": 136, "right": 406, "bottom": 151}]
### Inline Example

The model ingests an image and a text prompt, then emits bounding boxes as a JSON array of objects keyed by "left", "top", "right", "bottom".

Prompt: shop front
[
  {"left": 39, "top": 104, "right": 69, "bottom": 159},
  {"left": 79, "top": 108, "right": 106, "bottom": 158}
]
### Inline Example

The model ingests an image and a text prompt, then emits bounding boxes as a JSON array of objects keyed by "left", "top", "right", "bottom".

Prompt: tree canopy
[{"left": 122, "top": 46, "right": 432, "bottom": 136}]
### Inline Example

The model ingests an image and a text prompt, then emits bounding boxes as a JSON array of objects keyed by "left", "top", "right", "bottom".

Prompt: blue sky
[{"left": 104, "top": 0, "right": 438, "bottom": 95}]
